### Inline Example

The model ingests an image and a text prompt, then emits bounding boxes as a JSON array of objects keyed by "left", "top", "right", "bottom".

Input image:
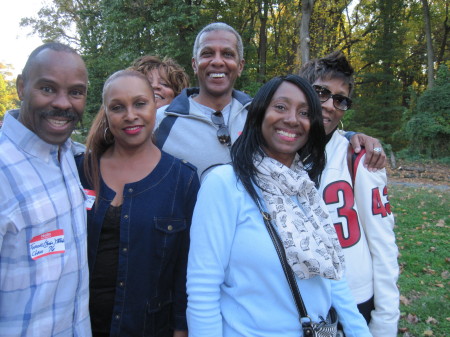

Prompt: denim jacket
[{"left": 76, "top": 151, "right": 199, "bottom": 337}]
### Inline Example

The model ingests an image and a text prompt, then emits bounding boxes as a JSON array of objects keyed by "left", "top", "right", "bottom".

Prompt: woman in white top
[{"left": 300, "top": 51, "right": 399, "bottom": 337}]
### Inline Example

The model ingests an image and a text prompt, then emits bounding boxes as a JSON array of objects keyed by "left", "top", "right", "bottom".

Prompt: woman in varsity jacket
[{"left": 300, "top": 51, "right": 400, "bottom": 337}]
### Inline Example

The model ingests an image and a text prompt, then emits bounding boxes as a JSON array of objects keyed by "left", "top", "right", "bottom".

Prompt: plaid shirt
[{"left": 0, "top": 110, "right": 91, "bottom": 336}]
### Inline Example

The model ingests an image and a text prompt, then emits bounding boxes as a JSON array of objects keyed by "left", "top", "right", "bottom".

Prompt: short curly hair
[
  {"left": 130, "top": 55, "right": 189, "bottom": 96},
  {"left": 299, "top": 51, "right": 355, "bottom": 96}
]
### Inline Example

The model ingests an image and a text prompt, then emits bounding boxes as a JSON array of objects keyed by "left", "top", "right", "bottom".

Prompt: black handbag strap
[{"left": 254, "top": 197, "right": 315, "bottom": 335}]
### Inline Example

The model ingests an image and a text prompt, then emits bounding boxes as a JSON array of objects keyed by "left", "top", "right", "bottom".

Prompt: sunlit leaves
[{"left": 0, "top": 63, "right": 19, "bottom": 117}]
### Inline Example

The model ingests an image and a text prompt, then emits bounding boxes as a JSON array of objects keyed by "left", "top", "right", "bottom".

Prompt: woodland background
[{"left": 0, "top": 0, "right": 449, "bottom": 161}]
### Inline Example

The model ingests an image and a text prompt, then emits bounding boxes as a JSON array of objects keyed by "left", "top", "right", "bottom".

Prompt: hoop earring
[
  {"left": 103, "top": 127, "right": 114, "bottom": 144},
  {"left": 339, "top": 120, "right": 344, "bottom": 131}
]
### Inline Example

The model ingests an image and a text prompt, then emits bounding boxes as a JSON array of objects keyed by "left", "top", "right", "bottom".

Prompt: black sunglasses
[
  {"left": 211, "top": 111, "right": 231, "bottom": 146},
  {"left": 313, "top": 85, "right": 352, "bottom": 111}
]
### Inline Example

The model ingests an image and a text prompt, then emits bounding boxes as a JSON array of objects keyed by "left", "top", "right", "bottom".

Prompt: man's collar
[
  {"left": 2, "top": 109, "right": 69, "bottom": 162},
  {"left": 165, "top": 87, "right": 252, "bottom": 115}
]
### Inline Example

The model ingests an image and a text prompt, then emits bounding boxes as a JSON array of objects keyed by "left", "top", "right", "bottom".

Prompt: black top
[{"left": 90, "top": 204, "right": 122, "bottom": 336}]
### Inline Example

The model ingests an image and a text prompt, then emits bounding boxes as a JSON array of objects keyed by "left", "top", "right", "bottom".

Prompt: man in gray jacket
[
  {"left": 154, "top": 22, "right": 252, "bottom": 180},
  {"left": 154, "top": 23, "right": 387, "bottom": 181}
]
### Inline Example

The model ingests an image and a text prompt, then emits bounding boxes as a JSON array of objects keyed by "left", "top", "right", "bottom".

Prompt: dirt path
[
  {"left": 387, "top": 160, "right": 449, "bottom": 191},
  {"left": 388, "top": 179, "right": 449, "bottom": 190}
]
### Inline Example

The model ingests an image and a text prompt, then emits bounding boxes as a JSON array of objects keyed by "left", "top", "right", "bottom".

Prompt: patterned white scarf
[{"left": 254, "top": 154, "right": 345, "bottom": 280}]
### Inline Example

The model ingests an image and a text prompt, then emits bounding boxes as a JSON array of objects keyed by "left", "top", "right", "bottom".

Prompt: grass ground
[{"left": 389, "top": 183, "right": 449, "bottom": 337}]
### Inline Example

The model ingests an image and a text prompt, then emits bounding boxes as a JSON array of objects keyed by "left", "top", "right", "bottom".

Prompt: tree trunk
[
  {"left": 421, "top": 0, "right": 435, "bottom": 88},
  {"left": 299, "top": 0, "right": 314, "bottom": 66},
  {"left": 436, "top": 1, "right": 449, "bottom": 66},
  {"left": 258, "top": 1, "right": 269, "bottom": 83}
]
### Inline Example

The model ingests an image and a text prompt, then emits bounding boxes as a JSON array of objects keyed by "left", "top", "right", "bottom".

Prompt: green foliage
[
  {"left": 309, "top": 0, "right": 349, "bottom": 58},
  {"left": 434, "top": 62, "right": 450, "bottom": 86},
  {"left": 80, "top": 0, "right": 205, "bottom": 117},
  {"left": 17, "top": 0, "right": 450, "bottom": 161},
  {"left": 348, "top": 0, "right": 406, "bottom": 151},
  {"left": 390, "top": 184, "right": 449, "bottom": 337},
  {"left": 395, "top": 149, "right": 450, "bottom": 165},
  {"left": 19, "top": 0, "right": 85, "bottom": 45},
  {"left": 404, "top": 65, "right": 450, "bottom": 158}
]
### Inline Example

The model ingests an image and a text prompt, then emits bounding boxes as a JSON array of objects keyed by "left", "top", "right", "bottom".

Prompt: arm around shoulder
[{"left": 345, "top": 132, "right": 387, "bottom": 171}]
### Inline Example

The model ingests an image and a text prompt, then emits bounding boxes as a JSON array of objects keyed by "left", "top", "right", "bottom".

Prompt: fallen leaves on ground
[
  {"left": 422, "top": 267, "right": 436, "bottom": 275},
  {"left": 406, "top": 313, "right": 419, "bottom": 324},
  {"left": 435, "top": 219, "right": 446, "bottom": 227},
  {"left": 400, "top": 295, "right": 410, "bottom": 306}
]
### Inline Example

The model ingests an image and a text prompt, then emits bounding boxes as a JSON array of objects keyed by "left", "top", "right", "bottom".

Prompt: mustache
[{"left": 40, "top": 109, "right": 80, "bottom": 122}]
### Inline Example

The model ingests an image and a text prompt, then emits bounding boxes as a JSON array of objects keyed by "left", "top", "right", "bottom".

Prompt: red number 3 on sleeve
[{"left": 324, "top": 182, "right": 392, "bottom": 249}]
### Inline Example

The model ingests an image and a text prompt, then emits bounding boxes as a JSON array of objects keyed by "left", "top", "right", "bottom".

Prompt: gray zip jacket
[{"left": 154, "top": 87, "right": 252, "bottom": 181}]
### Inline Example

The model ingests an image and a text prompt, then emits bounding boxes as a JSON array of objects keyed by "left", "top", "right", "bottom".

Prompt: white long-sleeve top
[{"left": 319, "top": 131, "right": 400, "bottom": 337}]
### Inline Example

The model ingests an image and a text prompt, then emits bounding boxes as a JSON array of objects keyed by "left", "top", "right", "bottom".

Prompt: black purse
[{"left": 254, "top": 197, "right": 339, "bottom": 337}]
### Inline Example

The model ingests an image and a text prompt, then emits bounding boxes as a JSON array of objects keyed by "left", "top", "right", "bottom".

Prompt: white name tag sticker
[
  {"left": 84, "top": 189, "right": 96, "bottom": 210},
  {"left": 29, "top": 229, "right": 65, "bottom": 260}
]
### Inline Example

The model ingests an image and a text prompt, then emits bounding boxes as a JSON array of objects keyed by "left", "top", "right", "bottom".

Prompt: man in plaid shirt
[{"left": 0, "top": 43, "right": 91, "bottom": 336}]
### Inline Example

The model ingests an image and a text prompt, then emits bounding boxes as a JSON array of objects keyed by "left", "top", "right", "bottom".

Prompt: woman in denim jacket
[{"left": 76, "top": 69, "right": 199, "bottom": 337}]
